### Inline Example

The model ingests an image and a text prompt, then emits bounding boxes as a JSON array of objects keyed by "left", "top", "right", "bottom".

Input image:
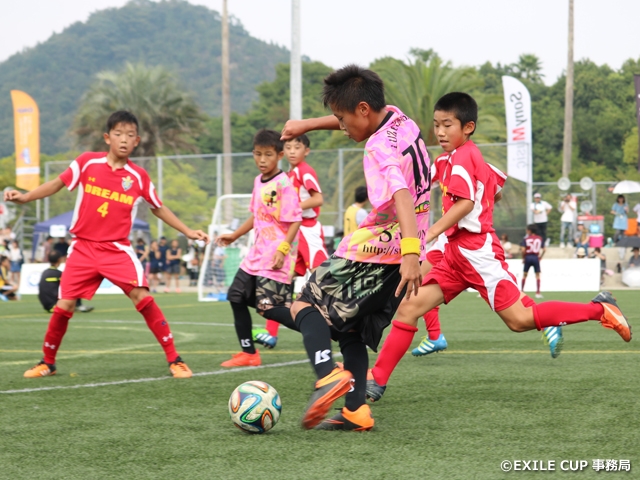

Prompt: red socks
[
  {"left": 265, "top": 319, "right": 280, "bottom": 337},
  {"left": 136, "top": 296, "right": 178, "bottom": 363},
  {"left": 423, "top": 307, "right": 441, "bottom": 340},
  {"left": 532, "top": 301, "right": 603, "bottom": 330},
  {"left": 371, "top": 320, "right": 418, "bottom": 387},
  {"left": 43, "top": 306, "right": 74, "bottom": 365}
]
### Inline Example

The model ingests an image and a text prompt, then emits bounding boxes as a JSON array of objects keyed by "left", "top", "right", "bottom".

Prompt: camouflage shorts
[
  {"left": 297, "top": 255, "right": 403, "bottom": 351},
  {"left": 227, "top": 269, "right": 292, "bottom": 313}
]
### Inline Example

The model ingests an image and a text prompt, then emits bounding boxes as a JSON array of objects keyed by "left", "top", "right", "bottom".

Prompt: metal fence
[{"left": 39, "top": 145, "right": 630, "bottom": 246}]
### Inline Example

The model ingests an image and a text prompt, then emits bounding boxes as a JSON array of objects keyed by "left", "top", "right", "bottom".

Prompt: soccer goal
[{"left": 198, "top": 194, "right": 253, "bottom": 302}]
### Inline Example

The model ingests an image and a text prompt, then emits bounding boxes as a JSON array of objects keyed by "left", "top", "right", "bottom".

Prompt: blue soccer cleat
[
  {"left": 411, "top": 334, "right": 448, "bottom": 356},
  {"left": 252, "top": 328, "right": 277, "bottom": 349},
  {"left": 542, "top": 326, "right": 564, "bottom": 359}
]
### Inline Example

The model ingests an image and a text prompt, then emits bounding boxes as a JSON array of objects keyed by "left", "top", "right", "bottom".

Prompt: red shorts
[
  {"left": 423, "top": 232, "right": 520, "bottom": 312},
  {"left": 295, "top": 222, "right": 328, "bottom": 276},
  {"left": 426, "top": 234, "right": 448, "bottom": 266},
  {"left": 61, "top": 239, "right": 148, "bottom": 300}
]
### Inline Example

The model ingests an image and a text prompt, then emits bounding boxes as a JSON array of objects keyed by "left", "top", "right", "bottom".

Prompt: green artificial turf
[{"left": 1, "top": 292, "right": 638, "bottom": 479}]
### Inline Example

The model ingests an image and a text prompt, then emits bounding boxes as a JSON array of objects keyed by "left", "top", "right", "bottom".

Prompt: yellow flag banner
[{"left": 10, "top": 90, "right": 40, "bottom": 191}]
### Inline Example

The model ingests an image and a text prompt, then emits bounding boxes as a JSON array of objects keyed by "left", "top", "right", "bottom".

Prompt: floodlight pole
[
  {"left": 562, "top": 0, "right": 574, "bottom": 177},
  {"left": 290, "top": 0, "right": 302, "bottom": 120},
  {"left": 222, "top": 0, "right": 232, "bottom": 196}
]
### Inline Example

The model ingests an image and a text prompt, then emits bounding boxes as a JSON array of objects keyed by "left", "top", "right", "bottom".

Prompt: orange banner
[{"left": 10, "top": 90, "right": 40, "bottom": 191}]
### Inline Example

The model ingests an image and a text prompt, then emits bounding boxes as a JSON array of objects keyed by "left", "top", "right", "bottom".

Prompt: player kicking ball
[{"left": 4, "top": 111, "right": 209, "bottom": 379}]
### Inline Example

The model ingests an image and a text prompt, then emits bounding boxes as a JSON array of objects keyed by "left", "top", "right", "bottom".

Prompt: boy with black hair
[
  {"left": 343, "top": 186, "right": 369, "bottom": 236},
  {"left": 255, "top": 133, "right": 328, "bottom": 349},
  {"left": 216, "top": 129, "right": 302, "bottom": 367},
  {"left": 4, "top": 110, "right": 209, "bottom": 378},
  {"left": 282, "top": 65, "right": 428, "bottom": 430},
  {"left": 38, "top": 251, "right": 94, "bottom": 313},
  {"left": 365, "top": 92, "right": 630, "bottom": 399}
]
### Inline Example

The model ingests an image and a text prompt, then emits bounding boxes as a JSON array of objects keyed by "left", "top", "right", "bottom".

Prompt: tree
[
  {"left": 512, "top": 54, "right": 545, "bottom": 84},
  {"left": 73, "top": 63, "right": 206, "bottom": 157}
]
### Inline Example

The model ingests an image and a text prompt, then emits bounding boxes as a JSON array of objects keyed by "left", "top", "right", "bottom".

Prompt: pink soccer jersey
[
  {"left": 59, "top": 152, "right": 162, "bottom": 243},
  {"left": 288, "top": 161, "right": 321, "bottom": 225},
  {"left": 335, "top": 105, "right": 431, "bottom": 264},
  {"left": 240, "top": 171, "right": 302, "bottom": 284},
  {"left": 431, "top": 140, "right": 500, "bottom": 244}
]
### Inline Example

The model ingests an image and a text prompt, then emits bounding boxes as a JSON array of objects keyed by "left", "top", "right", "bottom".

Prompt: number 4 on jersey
[{"left": 97, "top": 202, "right": 109, "bottom": 218}]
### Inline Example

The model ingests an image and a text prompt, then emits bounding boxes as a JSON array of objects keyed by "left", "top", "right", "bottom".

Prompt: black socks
[
  {"left": 230, "top": 302, "right": 255, "bottom": 354},
  {"left": 295, "top": 306, "right": 334, "bottom": 379}
]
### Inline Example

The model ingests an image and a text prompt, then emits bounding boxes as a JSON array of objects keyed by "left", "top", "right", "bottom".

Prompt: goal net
[{"left": 198, "top": 194, "right": 253, "bottom": 302}]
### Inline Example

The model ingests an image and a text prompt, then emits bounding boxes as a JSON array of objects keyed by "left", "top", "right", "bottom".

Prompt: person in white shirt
[
  {"left": 530, "top": 193, "right": 552, "bottom": 245},
  {"left": 558, "top": 194, "right": 576, "bottom": 248}
]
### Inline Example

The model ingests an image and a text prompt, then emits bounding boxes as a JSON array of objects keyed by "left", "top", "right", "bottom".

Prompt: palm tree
[
  {"left": 512, "top": 54, "right": 545, "bottom": 84},
  {"left": 73, "top": 62, "right": 206, "bottom": 157}
]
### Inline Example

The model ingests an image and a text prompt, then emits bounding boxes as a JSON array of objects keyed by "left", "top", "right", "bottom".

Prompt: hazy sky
[{"left": 2, "top": 0, "right": 640, "bottom": 84}]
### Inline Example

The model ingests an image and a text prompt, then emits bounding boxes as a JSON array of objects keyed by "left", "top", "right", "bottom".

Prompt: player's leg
[
  {"left": 254, "top": 276, "right": 297, "bottom": 349},
  {"left": 25, "top": 240, "right": 100, "bottom": 378},
  {"left": 315, "top": 331, "right": 374, "bottom": 431},
  {"left": 534, "top": 271, "right": 542, "bottom": 298},
  {"left": 220, "top": 269, "right": 261, "bottom": 367},
  {"left": 413, "top": 258, "right": 448, "bottom": 356}
]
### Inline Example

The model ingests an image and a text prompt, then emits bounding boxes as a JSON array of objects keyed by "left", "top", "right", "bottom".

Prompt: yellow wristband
[
  {"left": 400, "top": 237, "right": 421, "bottom": 256},
  {"left": 277, "top": 241, "right": 291, "bottom": 255}
]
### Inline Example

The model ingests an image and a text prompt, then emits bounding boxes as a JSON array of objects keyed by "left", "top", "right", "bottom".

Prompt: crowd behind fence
[{"left": 37, "top": 145, "right": 631, "bottom": 247}]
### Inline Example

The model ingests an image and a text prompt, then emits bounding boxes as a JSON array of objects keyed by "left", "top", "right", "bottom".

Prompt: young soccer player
[
  {"left": 4, "top": 110, "right": 209, "bottom": 378},
  {"left": 216, "top": 129, "right": 302, "bottom": 367},
  {"left": 521, "top": 224, "right": 545, "bottom": 298},
  {"left": 255, "top": 134, "right": 328, "bottom": 349},
  {"left": 365, "top": 92, "right": 630, "bottom": 400},
  {"left": 343, "top": 186, "right": 368, "bottom": 236},
  {"left": 282, "top": 65, "right": 429, "bottom": 431}
]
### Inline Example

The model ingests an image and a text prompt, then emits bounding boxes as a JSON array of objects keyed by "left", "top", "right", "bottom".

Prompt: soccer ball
[{"left": 228, "top": 381, "right": 282, "bottom": 433}]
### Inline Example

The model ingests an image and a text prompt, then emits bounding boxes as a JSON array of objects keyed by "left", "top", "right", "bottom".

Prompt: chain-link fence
[{"left": 39, "top": 145, "right": 628, "bottom": 247}]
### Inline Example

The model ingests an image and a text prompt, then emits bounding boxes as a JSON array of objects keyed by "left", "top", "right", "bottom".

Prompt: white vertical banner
[{"left": 502, "top": 76, "right": 532, "bottom": 183}]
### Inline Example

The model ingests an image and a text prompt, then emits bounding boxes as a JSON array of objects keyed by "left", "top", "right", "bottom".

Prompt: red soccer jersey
[
  {"left": 288, "top": 161, "right": 321, "bottom": 225},
  {"left": 59, "top": 152, "right": 162, "bottom": 243},
  {"left": 432, "top": 140, "right": 501, "bottom": 241},
  {"left": 521, "top": 234, "right": 544, "bottom": 256}
]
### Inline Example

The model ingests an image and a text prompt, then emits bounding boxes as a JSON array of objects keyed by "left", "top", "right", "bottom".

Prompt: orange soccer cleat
[
  {"left": 315, "top": 404, "right": 375, "bottom": 431},
  {"left": 593, "top": 291, "right": 632, "bottom": 342},
  {"left": 24, "top": 360, "right": 56, "bottom": 378},
  {"left": 301, "top": 366, "right": 353, "bottom": 429},
  {"left": 169, "top": 356, "right": 193, "bottom": 378},
  {"left": 220, "top": 351, "right": 261, "bottom": 368}
]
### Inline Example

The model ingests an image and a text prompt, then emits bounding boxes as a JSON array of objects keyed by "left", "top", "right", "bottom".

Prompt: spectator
[
  {"left": 157, "top": 236, "right": 168, "bottom": 287},
  {"left": 185, "top": 240, "right": 201, "bottom": 287},
  {"left": 165, "top": 239, "right": 182, "bottom": 293},
  {"left": 42, "top": 236, "right": 54, "bottom": 263},
  {"left": 611, "top": 194, "right": 629, "bottom": 261},
  {"left": 8, "top": 240, "right": 23, "bottom": 285},
  {"left": 148, "top": 240, "right": 161, "bottom": 293},
  {"left": 530, "top": 192, "right": 552, "bottom": 246},
  {"left": 628, "top": 247, "right": 640, "bottom": 269},
  {"left": 343, "top": 186, "right": 369, "bottom": 236},
  {"left": 0, "top": 256, "right": 18, "bottom": 300},
  {"left": 135, "top": 238, "right": 149, "bottom": 274},
  {"left": 558, "top": 193, "right": 576, "bottom": 248},
  {"left": 589, "top": 247, "right": 607, "bottom": 285},
  {"left": 500, "top": 234, "right": 513, "bottom": 259},
  {"left": 53, "top": 237, "right": 70, "bottom": 259},
  {"left": 574, "top": 222, "right": 590, "bottom": 256},
  {"left": 576, "top": 247, "right": 587, "bottom": 259}
]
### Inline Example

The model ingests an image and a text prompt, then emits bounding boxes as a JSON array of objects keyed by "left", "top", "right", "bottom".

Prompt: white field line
[
  {"left": 7, "top": 318, "right": 238, "bottom": 327},
  {"left": 0, "top": 359, "right": 310, "bottom": 395}
]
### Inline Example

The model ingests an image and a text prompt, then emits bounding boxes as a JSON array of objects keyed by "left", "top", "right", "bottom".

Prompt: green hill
[{"left": 0, "top": 0, "right": 289, "bottom": 156}]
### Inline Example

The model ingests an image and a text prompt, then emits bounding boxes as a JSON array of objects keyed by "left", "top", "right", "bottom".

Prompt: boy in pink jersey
[
  {"left": 282, "top": 65, "right": 429, "bottom": 431},
  {"left": 369, "top": 92, "right": 631, "bottom": 396},
  {"left": 216, "top": 129, "right": 302, "bottom": 367},
  {"left": 257, "top": 133, "right": 328, "bottom": 348},
  {"left": 4, "top": 111, "right": 209, "bottom": 378}
]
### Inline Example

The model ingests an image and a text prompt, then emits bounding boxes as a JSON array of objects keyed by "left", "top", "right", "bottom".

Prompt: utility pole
[
  {"left": 290, "top": 0, "right": 302, "bottom": 120},
  {"left": 562, "top": 0, "right": 574, "bottom": 177},
  {"left": 222, "top": 0, "right": 232, "bottom": 197}
]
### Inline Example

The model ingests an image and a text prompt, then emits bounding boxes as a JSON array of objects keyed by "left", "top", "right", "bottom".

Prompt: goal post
[{"left": 198, "top": 194, "right": 253, "bottom": 302}]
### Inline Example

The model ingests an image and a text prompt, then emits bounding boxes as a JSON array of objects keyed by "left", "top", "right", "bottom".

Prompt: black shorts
[
  {"left": 297, "top": 255, "right": 403, "bottom": 351},
  {"left": 523, "top": 255, "right": 541, "bottom": 274},
  {"left": 149, "top": 265, "right": 161, "bottom": 274},
  {"left": 227, "top": 269, "right": 292, "bottom": 313}
]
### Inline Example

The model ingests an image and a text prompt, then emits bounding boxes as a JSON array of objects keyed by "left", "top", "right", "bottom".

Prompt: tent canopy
[{"left": 33, "top": 211, "right": 149, "bottom": 234}]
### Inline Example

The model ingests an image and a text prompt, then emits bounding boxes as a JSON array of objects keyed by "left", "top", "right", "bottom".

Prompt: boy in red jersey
[
  {"left": 256, "top": 134, "right": 328, "bottom": 349},
  {"left": 366, "top": 93, "right": 630, "bottom": 395},
  {"left": 4, "top": 111, "right": 209, "bottom": 378}
]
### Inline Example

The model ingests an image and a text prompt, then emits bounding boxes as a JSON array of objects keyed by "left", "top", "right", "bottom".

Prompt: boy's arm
[
  {"left": 281, "top": 116, "right": 340, "bottom": 140},
  {"left": 426, "top": 199, "right": 475, "bottom": 243},
  {"left": 151, "top": 206, "right": 209, "bottom": 243},
  {"left": 4, "top": 178, "right": 65, "bottom": 204},
  {"left": 393, "top": 189, "right": 422, "bottom": 299},
  {"left": 300, "top": 190, "right": 323, "bottom": 210},
  {"left": 271, "top": 221, "right": 301, "bottom": 270},
  {"left": 216, "top": 215, "right": 254, "bottom": 246}
]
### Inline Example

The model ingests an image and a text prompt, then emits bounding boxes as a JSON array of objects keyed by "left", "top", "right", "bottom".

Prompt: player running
[{"left": 4, "top": 111, "right": 209, "bottom": 378}]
